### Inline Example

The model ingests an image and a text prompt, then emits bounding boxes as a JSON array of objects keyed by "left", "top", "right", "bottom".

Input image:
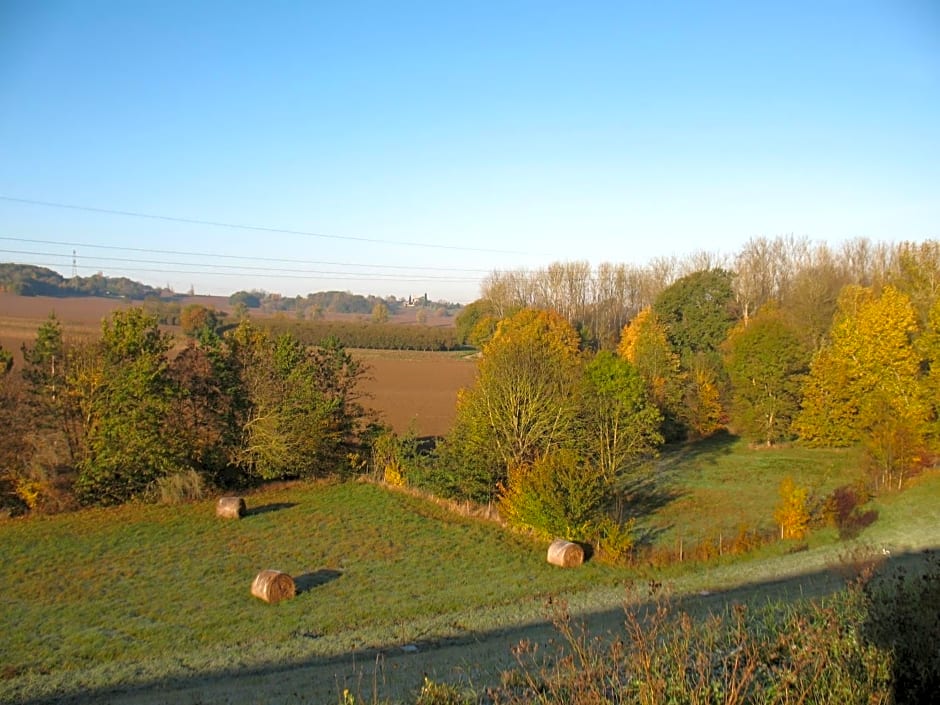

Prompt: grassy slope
[
  {"left": 642, "top": 433, "right": 865, "bottom": 545},
  {"left": 2, "top": 443, "right": 939, "bottom": 703}
]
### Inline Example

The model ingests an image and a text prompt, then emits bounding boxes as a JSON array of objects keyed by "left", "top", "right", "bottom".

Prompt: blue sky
[{"left": 1, "top": 1, "right": 938, "bottom": 303}]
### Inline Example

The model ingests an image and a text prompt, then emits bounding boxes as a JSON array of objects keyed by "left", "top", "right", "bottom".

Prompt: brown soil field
[
  {"left": 0, "top": 293, "right": 474, "bottom": 438},
  {"left": 354, "top": 349, "right": 477, "bottom": 436}
]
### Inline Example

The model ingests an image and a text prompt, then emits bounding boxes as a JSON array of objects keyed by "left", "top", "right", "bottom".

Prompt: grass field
[{"left": 3, "top": 441, "right": 939, "bottom": 704}]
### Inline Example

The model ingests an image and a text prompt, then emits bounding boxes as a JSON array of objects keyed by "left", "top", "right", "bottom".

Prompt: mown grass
[
  {"left": 0, "top": 480, "right": 622, "bottom": 701},
  {"left": 641, "top": 432, "right": 864, "bottom": 548},
  {"left": 2, "top": 443, "right": 938, "bottom": 703}
]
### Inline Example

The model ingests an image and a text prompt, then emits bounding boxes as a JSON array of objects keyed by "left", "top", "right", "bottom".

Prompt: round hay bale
[
  {"left": 216, "top": 496, "right": 246, "bottom": 519},
  {"left": 547, "top": 539, "right": 584, "bottom": 568},
  {"left": 251, "top": 570, "right": 296, "bottom": 604}
]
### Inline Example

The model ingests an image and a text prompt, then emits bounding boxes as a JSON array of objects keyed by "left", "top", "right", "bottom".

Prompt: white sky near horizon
[{"left": 0, "top": 1, "right": 938, "bottom": 304}]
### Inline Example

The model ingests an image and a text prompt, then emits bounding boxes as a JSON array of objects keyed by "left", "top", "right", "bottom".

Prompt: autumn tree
[
  {"left": 795, "top": 285, "right": 929, "bottom": 488},
  {"left": 618, "top": 308, "right": 685, "bottom": 440},
  {"left": 774, "top": 476, "right": 810, "bottom": 540},
  {"left": 0, "top": 344, "right": 11, "bottom": 375},
  {"left": 444, "top": 309, "right": 582, "bottom": 500},
  {"left": 180, "top": 304, "right": 222, "bottom": 338},
  {"left": 371, "top": 302, "right": 389, "bottom": 324},
  {"left": 0, "top": 345, "right": 29, "bottom": 513},
  {"left": 227, "top": 322, "right": 368, "bottom": 481},
  {"left": 918, "top": 297, "right": 940, "bottom": 444},
  {"left": 796, "top": 285, "right": 927, "bottom": 443},
  {"left": 723, "top": 306, "right": 810, "bottom": 445}
]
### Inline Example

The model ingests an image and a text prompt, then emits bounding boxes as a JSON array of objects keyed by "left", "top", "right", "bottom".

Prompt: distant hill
[
  {"left": 230, "top": 288, "right": 462, "bottom": 316},
  {"left": 0, "top": 263, "right": 167, "bottom": 300}
]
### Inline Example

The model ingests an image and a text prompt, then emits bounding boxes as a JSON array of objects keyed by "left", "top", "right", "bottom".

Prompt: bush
[
  {"left": 862, "top": 554, "right": 940, "bottom": 703},
  {"left": 151, "top": 469, "right": 207, "bottom": 505},
  {"left": 823, "top": 483, "right": 879, "bottom": 539},
  {"left": 490, "top": 583, "right": 887, "bottom": 703},
  {"left": 499, "top": 449, "right": 610, "bottom": 542}
]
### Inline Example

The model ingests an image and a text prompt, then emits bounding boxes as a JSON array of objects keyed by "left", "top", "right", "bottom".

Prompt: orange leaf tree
[{"left": 618, "top": 307, "right": 686, "bottom": 440}]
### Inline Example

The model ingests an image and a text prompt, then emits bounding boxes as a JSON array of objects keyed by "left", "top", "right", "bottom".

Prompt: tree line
[
  {"left": 0, "top": 263, "right": 165, "bottom": 299},
  {"left": 229, "top": 288, "right": 462, "bottom": 318},
  {"left": 468, "top": 236, "right": 937, "bottom": 350},
  {"left": 4, "top": 237, "right": 938, "bottom": 562},
  {"left": 387, "top": 238, "right": 940, "bottom": 556},
  {"left": 261, "top": 318, "right": 461, "bottom": 351},
  {"left": 0, "top": 309, "right": 372, "bottom": 512}
]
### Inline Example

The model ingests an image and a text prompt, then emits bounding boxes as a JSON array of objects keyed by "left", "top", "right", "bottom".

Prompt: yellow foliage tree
[
  {"left": 795, "top": 285, "right": 928, "bottom": 451},
  {"left": 684, "top": 359, "right": 724, "bottom": 440},
  {"left": 488, "top": 308, "right": 581, "bottom": 361},
  {"left": 774, "top": 476, "right": 810, "bottom": 540},
  {"left": 618, "top": 308, "right": 686, "bottom": 438}
]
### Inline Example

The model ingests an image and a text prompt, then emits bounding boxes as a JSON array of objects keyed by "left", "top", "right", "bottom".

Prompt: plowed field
[{"left": 0, "top": 293, "right": 475, "bottom": 437}]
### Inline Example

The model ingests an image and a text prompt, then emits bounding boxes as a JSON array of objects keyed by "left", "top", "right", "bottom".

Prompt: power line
[
  {"left": 0, "top": 250, "right": 484, "bottom": 283},
  {"left": 0, "top": 236, "right": 495, "bottom": 275},
  {"left": 0, "top": 195, "right": 543, "bottom": 256},
  {"left": 6, "top": 258, "right": 463, "bottom": 285}
]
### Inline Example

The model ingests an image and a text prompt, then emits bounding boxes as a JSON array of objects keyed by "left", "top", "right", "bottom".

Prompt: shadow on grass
[
  {"left": 16, "top": 548, "right": 939, "bottom": 705},
  {"left": 294, "top": 569, "right": 343, "bottom": 594},
  {"left": 657, "top": 430, "right": 740, "bottom": 471},
  {"left": 246, "top": 502, "right": 297, "bottom": 517}
]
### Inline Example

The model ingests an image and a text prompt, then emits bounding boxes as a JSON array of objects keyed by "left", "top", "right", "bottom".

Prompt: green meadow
[{"left": 2, "top": 439, "right": 939, "bottom": 703}]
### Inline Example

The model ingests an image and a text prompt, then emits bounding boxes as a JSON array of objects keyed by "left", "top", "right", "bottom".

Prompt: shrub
[
  {"left": 588, "top": 515, "right": 636, "bottom": 564},
  {"left": 862, "top": 554, "right": 940, "bottom": 703},
  {"left": 774, "top": 476, "right": 810, "bottom": 540},
  {"left": 823, "top": 483, "right": 879, "bottom": 539},
  {"left": 151, "top": 469, "right": 207, "bottom": 505},
  {"left": 487, "top": 564, "right": 940, "bottom": 705},
  {"left": 498, "top": 449, "right": 609, "bottom": 542}
]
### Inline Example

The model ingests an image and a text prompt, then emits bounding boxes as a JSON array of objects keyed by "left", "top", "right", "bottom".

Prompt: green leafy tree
[
  {"left": 20, "top": 313, "right": 87, "bottom": 466},
  {"left": 446, "top": 309, "right": 582, "bottom": 499},
  {"left": 579, "top": 351, "right": 662, "bottom": 498},
  {"left": 75, "top": 308, "right": 181, "bottom": 504},
  {"left": 21, "top": 314, "right": 64, "bottom": 403},
  {"left": 723, "top": 307, "right": 810, "bottom": 445},
  {"left": 228, "top": 323, "right": 368, "bottom": 480},
  {"left": 499, "top": 448, "right": 608, "bottom": 540},
  {"left": 229, "top": 290, "right": 262, "bottom": 309},
  {"left": 454, "top": 299, "right": 496, "bottom": 346},
  {"left": 652, "top": 268, "right": 738, "bottom": 360},
  {"left": 166, "top": 336, "right": 239, "bottom": 484}
]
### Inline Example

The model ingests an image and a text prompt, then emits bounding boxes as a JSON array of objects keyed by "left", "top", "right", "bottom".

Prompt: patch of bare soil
[{"left": 357, "top": 351, "right": 477, "bottom": 437}]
